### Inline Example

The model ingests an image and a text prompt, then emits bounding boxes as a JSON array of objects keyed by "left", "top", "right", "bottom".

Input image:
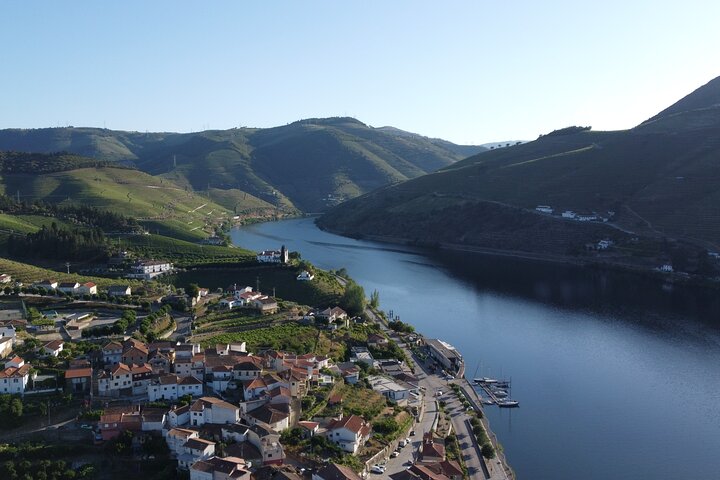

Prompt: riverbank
[
  {"left": 363, "top": 305, "right": 513, "bottom": 479},
  {"left": 316, "top": 224, "right": 720, "bottom": 291}
]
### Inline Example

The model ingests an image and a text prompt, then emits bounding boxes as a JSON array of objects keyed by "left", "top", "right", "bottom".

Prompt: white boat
[
  {"left": 476, "top": 377, "right": 498, "bottom": 384},
  {"left": 492, "top": 390, "right": 508, "bottom": 398},
  {"left": 498, "top": 400, "right": 519, "bottom": 408},
  {"left": 482, "top": 398, "right": 495, "bottom": 405}
]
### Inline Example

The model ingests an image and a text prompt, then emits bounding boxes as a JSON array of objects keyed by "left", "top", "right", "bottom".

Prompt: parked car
[
  {"left": 390, "top": 451, "right": 399, "bottom": 458},
  {"left": 410, "top": 430, "right": 416, "bottom": 436},
  {"left": 371, "top": 465, "right": 386, "bottom": 474}
]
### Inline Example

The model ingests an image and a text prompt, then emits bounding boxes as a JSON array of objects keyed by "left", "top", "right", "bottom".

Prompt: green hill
[
  {"left": 319, "top": 76, "right": 720, "bottom": 259},
  {"left": 0, "top": 119, "right": 485, "bottom": 212},
  {"left": 0, "top": 163, "right": 247, "bottom": 240}
]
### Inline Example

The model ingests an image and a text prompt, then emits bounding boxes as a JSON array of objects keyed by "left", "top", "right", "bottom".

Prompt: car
[
  {"left": 410, "top": 430, "right": 416, "bottom": 436},
  {"left": 390, "top": 451, "right": 399, "bottom": 458},
  {"left": 399, "top": 439, "right": 408, "bottom": 447},
  {"left": 371, "top": 465, "right": 386, "bottom": 474},
  {"left": 436, "top": 391, "right": 443, "bottom": 396}
]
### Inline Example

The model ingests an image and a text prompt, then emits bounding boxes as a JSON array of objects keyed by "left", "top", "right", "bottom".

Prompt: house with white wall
[
  {"left": 325, "top": 414, "right": 371, "bottom": 454},
  {"left": 0, "top": 356, "right": 33, "bottom": 395},
  {"left": 189, "top": 397, "right": 239, "bottom": 426}
]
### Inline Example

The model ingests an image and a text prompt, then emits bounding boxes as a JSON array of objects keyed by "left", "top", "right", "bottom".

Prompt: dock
[{"left": 474, "top": 379, "right": 516, "bottom": 407}]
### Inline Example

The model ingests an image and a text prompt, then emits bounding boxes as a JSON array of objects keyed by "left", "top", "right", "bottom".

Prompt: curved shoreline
[{"left": 316, "top": 224, "right": 720, "bottom": 291}]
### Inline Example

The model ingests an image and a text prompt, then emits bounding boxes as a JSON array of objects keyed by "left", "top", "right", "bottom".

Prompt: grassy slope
[
  {"left": 0, "top": 119, "right": 484, "bottom": 213},
  {"left": 0, "top": 256, "right": 141, "bottom": 288},
  {"left": 0, "top": 166, "right": 236, "bottom": 238}
]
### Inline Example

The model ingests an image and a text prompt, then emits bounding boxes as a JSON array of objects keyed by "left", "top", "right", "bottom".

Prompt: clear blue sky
[{"left": 1, "top": 1, "right": 718, "bottom": 144}]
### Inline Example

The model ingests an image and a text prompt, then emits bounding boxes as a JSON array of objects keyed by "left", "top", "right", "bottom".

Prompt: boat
[
  {"left": 476, "top": 377, "right": 498, "bottom": 384},
  {"left": 482, "top": 398, "right": 495, "bottom": 405},
  {"left": 495, "top": 381, "right": 510, "bottom": 388},
  {"left": 492, "top": 390, "right": 508, "bottom": 398},
  {"left": 497, "top": 400, "right": 519, "bottom": 408}
]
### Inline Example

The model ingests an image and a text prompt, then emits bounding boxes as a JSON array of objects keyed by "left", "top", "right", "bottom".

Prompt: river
[{"left": 230, "top": 217, "right": 720, "bottom": 480}]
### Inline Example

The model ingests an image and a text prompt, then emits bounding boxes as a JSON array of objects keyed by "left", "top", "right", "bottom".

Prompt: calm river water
[{"left": 231, "top": 217, "right": 720, "bottom": 480}]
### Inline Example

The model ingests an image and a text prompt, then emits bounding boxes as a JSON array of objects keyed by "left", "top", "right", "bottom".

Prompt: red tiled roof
[
  {"left": 327, "top": 414, "right": 369, "bottom": 435},
  {"left": 65, "top": 368, "right": 92, "bottom": 379}
]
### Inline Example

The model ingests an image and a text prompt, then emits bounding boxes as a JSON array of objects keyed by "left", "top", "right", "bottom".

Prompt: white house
[
  {"left": 219, "top": 297, "right": 240, "bottom": 309},
  {"left": 660, "top": 264, "right": 674, "bottom": 273},
  {"left": 368, "top": 375, "right": 413, "bottom": 404},
  {"left": 33, "top": 280, "right": 58, "bottom": 291},
  {"left": 78, "top": 282, "right": 97, "bottom": 295},
  {"left": 189, "top": 397, "right": 240, "bottom": 426},
  {"left": 256, "top": 246, "right": 288, "bottom": 264},
  {"left": 108, "top": 285, "right": 132, "bottom": 297},
  {"left": 325, "top": 414, "right": 371, "bottom": 454},
  {"left": 561, "top": 210, "right": 576, "bottom": 219},
  {"left": 0, "top": 337, "right": 12, "bottom": 359},
  {"left": 190, "top": 456, "right": 250, "bottom": 480},
  {"left": 576, "top": 213, "right": 598, "bottom": 222},
  {"left": 245, "top": 404, "right": 290, "bottom": 432},
  {"left": 178, "top": 438, "right": 216, "bottom": 470},
  {"left": 296, "top": 270, "right": 314, "bottom": 281},
  {"left": 535, "top": 205, "right": 553, "bottom": 214},
  {"left": 0, "top": 324, "right": 16, "bottom": 343},
  {"left": 0, "top": 357, "right": 32, "bottom": 395},
  {"left": 166, "top": 427, "right": 199, "bottom": 456},
  {"left": 98, "top": 363, "right": 132, "bottom": 396},
  {"left": 168, "top": 405, "right": 191, "bottom": 428},
  {"left": 0, "top": 274, "right": 11, "bottom": 284},
  {"left": 102, "top": 341, "right": 123, "bottom": 366},
  {"left": 149, "top": 374, "right": 179, "bottom": 402},
  {"left": 128, "top": 260, "right": 173, "bottom": 280},
  {"left": 42, "top": 340, "right": 64, "bottom": 357},
  {"left": 56, "top": 282, "right": 80, "bottom": 294}
]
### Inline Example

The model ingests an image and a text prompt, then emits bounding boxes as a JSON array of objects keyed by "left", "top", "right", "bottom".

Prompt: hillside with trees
[
  {"left": 0, "top": 118, "right": 485, "bottom": 212},
  {"left": 318, "top": 76, "right": 720, "bottom": 272}
]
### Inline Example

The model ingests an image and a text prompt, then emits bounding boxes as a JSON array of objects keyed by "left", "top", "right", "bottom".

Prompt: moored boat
[{"left": 498, "top": 400, "right": 519, "bottom": 408}]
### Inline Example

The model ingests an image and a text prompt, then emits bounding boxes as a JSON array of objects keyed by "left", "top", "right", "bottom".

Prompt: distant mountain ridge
[
  {"left": 0, "top": 118, "right": 485, "bottom": 212},
  {"left": 318, "top": 75, "right": 720, "bottom": 262}
]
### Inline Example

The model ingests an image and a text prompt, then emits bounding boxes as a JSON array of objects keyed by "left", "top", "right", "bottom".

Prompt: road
[{"left": 364, "top": 306, "right": 508, "bottom": 480}]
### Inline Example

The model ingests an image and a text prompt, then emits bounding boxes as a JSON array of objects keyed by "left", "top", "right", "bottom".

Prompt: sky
[{"left": 1, "top": 1, "right": 719, "bottom": 144}]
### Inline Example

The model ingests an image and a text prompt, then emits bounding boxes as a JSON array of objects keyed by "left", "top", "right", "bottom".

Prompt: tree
[
  {"left": 186, "top": 283, "right": 200, "bottom": 299},
  {"left": 481, "top": 443, "right": 496, "bottom": 459},
  {"left": 340, "top": 280, "right": 365, "bottom": 316},
  {"left": 369, "top": 289, "right": 380, "bottom": 309}
]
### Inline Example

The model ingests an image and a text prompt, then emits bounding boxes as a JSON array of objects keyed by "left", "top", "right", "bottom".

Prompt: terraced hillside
[
  {"left": 0, "top": 164, "right": 240, "bottom": 241},
  {"left": 0, "top": 118, "right": 485, "bottom": 212},
  {"left": 319, "top": 76, "right": 720, "bottom": 253}
]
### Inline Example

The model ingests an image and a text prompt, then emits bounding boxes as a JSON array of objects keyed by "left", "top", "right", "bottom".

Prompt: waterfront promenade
[{"left": 365, "top": 306, "right": 513, "bottom": 480}]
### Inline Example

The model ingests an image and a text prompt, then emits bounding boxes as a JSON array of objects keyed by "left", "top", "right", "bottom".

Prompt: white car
[
  {"left": 390, "top": 451, "right": 399, "bottom": 458},
  {"left": 371, "top": 465, "right": 386, "bottom": 474}
]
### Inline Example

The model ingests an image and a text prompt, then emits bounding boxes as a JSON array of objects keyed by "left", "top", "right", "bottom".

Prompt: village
[{"left": 0, "top": 246, "right": 481, "bottom": 480}]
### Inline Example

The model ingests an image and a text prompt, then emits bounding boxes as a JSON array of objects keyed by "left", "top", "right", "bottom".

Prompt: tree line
[
  {"left": 7, "top": 222, "right": 108, "bottom": 261},
  {"left": 0, "top": 194, "right": 141, "bottom": 233}
]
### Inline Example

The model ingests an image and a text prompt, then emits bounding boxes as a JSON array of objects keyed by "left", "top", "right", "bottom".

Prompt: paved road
[{"left": 364, "top": 306, "right": 509, "bottom": 480}]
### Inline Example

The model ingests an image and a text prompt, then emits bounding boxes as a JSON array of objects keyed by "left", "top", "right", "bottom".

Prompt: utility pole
[
  {"left": 65, "top": 262, "right": 71, "bottom": 274},
  {"left": 173, "top": 154, "right": 177, "bottom": 168},
  {"left": 16, "top": 190, "right": 20, "bottom": 203},
  {"left": 256, "top": 276, "right": 260, "bottom": 293}
]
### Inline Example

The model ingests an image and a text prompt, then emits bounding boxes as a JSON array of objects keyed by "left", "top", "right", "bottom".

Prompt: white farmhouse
[{"left": 325, "top": 414, "right": 371, "bottom": 454}]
